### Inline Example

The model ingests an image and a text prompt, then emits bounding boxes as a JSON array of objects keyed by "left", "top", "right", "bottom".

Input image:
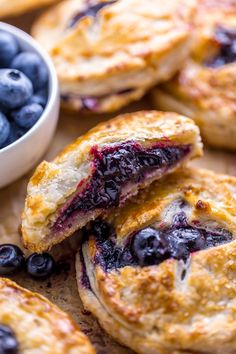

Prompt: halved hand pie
[
  {"left": 21, "top": 111, "right": 202, "bottom": 252},
  {"left": 152, "top": 0, "right": 236, "bottom": 150},
  {"left": 0, "top": 0, "right": 57, "bottom": 18},
  {"left": 76, "top": 167, "right": 236, "bottom": 354},
  {"left": 0, "top": 277, "right": 95, "bottom": 353},
  {"left": 32, "top": 0, "right": 196, "bottom": 112}
]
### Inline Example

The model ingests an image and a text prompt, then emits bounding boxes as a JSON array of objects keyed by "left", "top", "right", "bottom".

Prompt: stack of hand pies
[
  {"left": 20, "top": 110, "right": 236, "bottom": 354},
  {"left": 2, "top": 1, "right": 236, "bottom": 354}
]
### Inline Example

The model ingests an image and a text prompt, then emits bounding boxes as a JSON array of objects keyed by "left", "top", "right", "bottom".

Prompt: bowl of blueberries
[{"left": 0, "top": 22, "right": 59, "bottom": 188}]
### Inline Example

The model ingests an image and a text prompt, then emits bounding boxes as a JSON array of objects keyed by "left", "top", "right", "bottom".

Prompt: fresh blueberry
[
  {"left": 0, "top": 31, "right": 19, "bottom": 68},
  {"left": 0, "top": 113, "right": 10, "bottom": 148},
  {"left": 0, "top": 244, "right": 25, "bottom": 275},
  {"left": 132, "top": 227, "right": 168, "bottom": 266},
  {"left": 11, "top": 52, "right": 48, "bottom": 91},
  {"left": 0, "top": 324, "right": 19, "bottom": 354},
  {"left": 12, "top": 103, "right": 43, "bottom": 129},
  {"left": 2, "top": 122, "right": 27, "bottom": 148},
  {"left": 166, "top": 228, "right": 205, "bottom": 260},
  {"left": 26, "top": 253, "right": 55, "bottom": 279},
  {"left": 0, "top": 70, "right": 33, "bottom": 109},
  {"left": 28, "top": 94, "right": 47, "bottom": 108}
]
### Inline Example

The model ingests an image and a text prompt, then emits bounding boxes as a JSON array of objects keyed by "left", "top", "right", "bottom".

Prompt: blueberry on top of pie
[
  {"left": 76, "top": 167, "right": 236, "bottom": 354},
  {"left": 32, "top": 0, "right": 196, "bottom": 112},
  {"left": 21, "top": 111, "right": 202, "bottom": 252},
  {"left": 152, "top": 0, "right": 236, "bottom": 151}
]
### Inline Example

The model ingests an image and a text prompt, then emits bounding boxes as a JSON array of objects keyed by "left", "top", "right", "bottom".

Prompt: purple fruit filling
[
  {"left": 53, "top": 141, "right": 191, "bottom": 233},
  {"left": 207, "top": 26, "right": 236, "bottom": 67},
  {"left": 61, "top": 88, "right": 134, "bottom": 111},
  {"left": 91, "top": 210, "right": 233, "bottom": 271},
  {"left": 79, "top": 249, "right": 92, "bottom": 289},
  {"left": 68, "top": 0, "right": 117, "bottom": 28}
]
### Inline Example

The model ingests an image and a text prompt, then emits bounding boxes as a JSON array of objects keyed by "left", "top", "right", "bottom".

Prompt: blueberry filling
[
  {"left": 90, "top": 212, "right": 233, "bottom": 270},
  {"left": 207, "top": 26, "right": 236, "bottom": 67},
  {"left": 68, "top": 0, "right": 117, "bottom": 28},
  {"left": 0, "top": 324, "right": 19, "bottom": 354},
  {"left": 61, "top": 88, "right": 134, "bottom": 111},
  {"left": 53, "top": 142, "right": 191, "bottom": 232},
  {"left": 132, "top": 223, "right": 232, "bottom": 266},
  {"left": 79, "top": 248, "right": 92, "bottom": 289},
  {"left": 92, "top": 220, "right": 136, "bottom": 270}
]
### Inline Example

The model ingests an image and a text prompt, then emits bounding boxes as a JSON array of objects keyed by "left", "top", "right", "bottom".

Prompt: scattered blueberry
[
  {"left": 0, "top": 31, "right": 19, "bottom": 68},
  {"left": 0, "top": 69, "right": 33, "bottom": 109},
  {"left": 11, "top": 52, "right": 48, "bottom": 91},
  {"left": 0, "top": 244, "right": 25, "bottom": 275},
  {"left": 132, "top": 227, "right": 168, "bottom": 266},
  {"left": 26, "top": 253, "right": 55, "bottom": 279},
  {"left": 0, "top": 112, "right": 10, "bottom": 148},
  {"left": 0, "top": 324, "right": 19, "bottom": 354},
  {"left": 12, "top": 103, "right": 43, "bottom": 129}
]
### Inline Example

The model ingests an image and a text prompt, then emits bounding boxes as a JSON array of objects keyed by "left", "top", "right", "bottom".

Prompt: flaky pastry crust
[
  {"left": 0, "top": 0, "right": 57, "bottom": 18},
  {"left": 76, "top": 167, "right": 236, "bottom": 354},
  {"left": 0, "top": 277, "right": 95, "bottom": 353},
  {"left": 21, "top": 111, "right": 202, "bottom": 252},
  {"left": 152, "top": 0, "right": 236, "bottom": 150},
  {"left": 32, "top": 0, "right": 196, "bottom": 112}
]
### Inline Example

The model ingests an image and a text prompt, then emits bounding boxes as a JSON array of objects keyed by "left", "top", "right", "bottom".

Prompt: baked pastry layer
[
  {"left": 32, "top": 0, "right": 196, "bottom": 112},
  {"left": 152, "top": 0, "right": 236, "bottom": 151},
  {"left": 76, "top": 167, "right": 236, "bottom": 354},
  {"left": 21, "top": 111, "right": 202, "bottom": 252},
  {"left": 0, "top": 277, "right": 94, "bottom": 353},
  {"left": 0, "top": 0, "right": 57, "bottom": 18}
]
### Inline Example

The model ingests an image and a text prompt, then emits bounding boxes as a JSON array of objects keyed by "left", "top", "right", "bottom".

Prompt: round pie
[
  {"left": 152, "top": 0, "right": 236, "bottom": 151},
  {"left": 0, "top": 277, "right": 95, "bottom": 353},
  {"left": 0, "top": 0, "right": 57, "bottom": 18},
  {"left": 32, "top": 0, "right": 196, "bottom": 112},
  {"left": 76, "top": 167, "right": 236, "bottom": 354},
  {"left": 21, "top": 111, "right": 202, "bottom": 252}
]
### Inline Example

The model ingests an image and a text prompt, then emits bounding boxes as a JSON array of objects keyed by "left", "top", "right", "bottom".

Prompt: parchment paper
[{"left": 1, "top": 9, "right": 236, "bottom": 353}]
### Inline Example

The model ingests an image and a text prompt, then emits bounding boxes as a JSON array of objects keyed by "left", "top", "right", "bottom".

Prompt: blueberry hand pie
[
  {"left": 152, "top": 0, "right": 236, "bottom": 150},
  {"left": 0, "top": 0, "right": 57, "bottom": 18},
  {"left": 21, "top": 111, "right": 202, "bottom": 252},
  {"left": 0, "top": 277, "right": 95, "bottom": 353},
  {"left": 32, "top": 0, "right": 196, "bottom": 113},
  {"left": 76, "top": 167, "right": 236, "bottom": 354}
]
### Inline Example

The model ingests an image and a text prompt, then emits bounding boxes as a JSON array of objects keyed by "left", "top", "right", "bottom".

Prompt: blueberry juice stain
[
  {"left": 53, "top": 141, "right": 191, "bottom": 232},
  {"left": 207, "top": 26, "right": 236, "bottom": 67},
  {"left": 89, "top": 212, "right": 233, "bottom": 271}
]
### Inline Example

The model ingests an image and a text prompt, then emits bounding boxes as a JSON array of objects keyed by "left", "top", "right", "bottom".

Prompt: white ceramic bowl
[{"left": 0, "top": 22, "right": 59, "bottom": 189}]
